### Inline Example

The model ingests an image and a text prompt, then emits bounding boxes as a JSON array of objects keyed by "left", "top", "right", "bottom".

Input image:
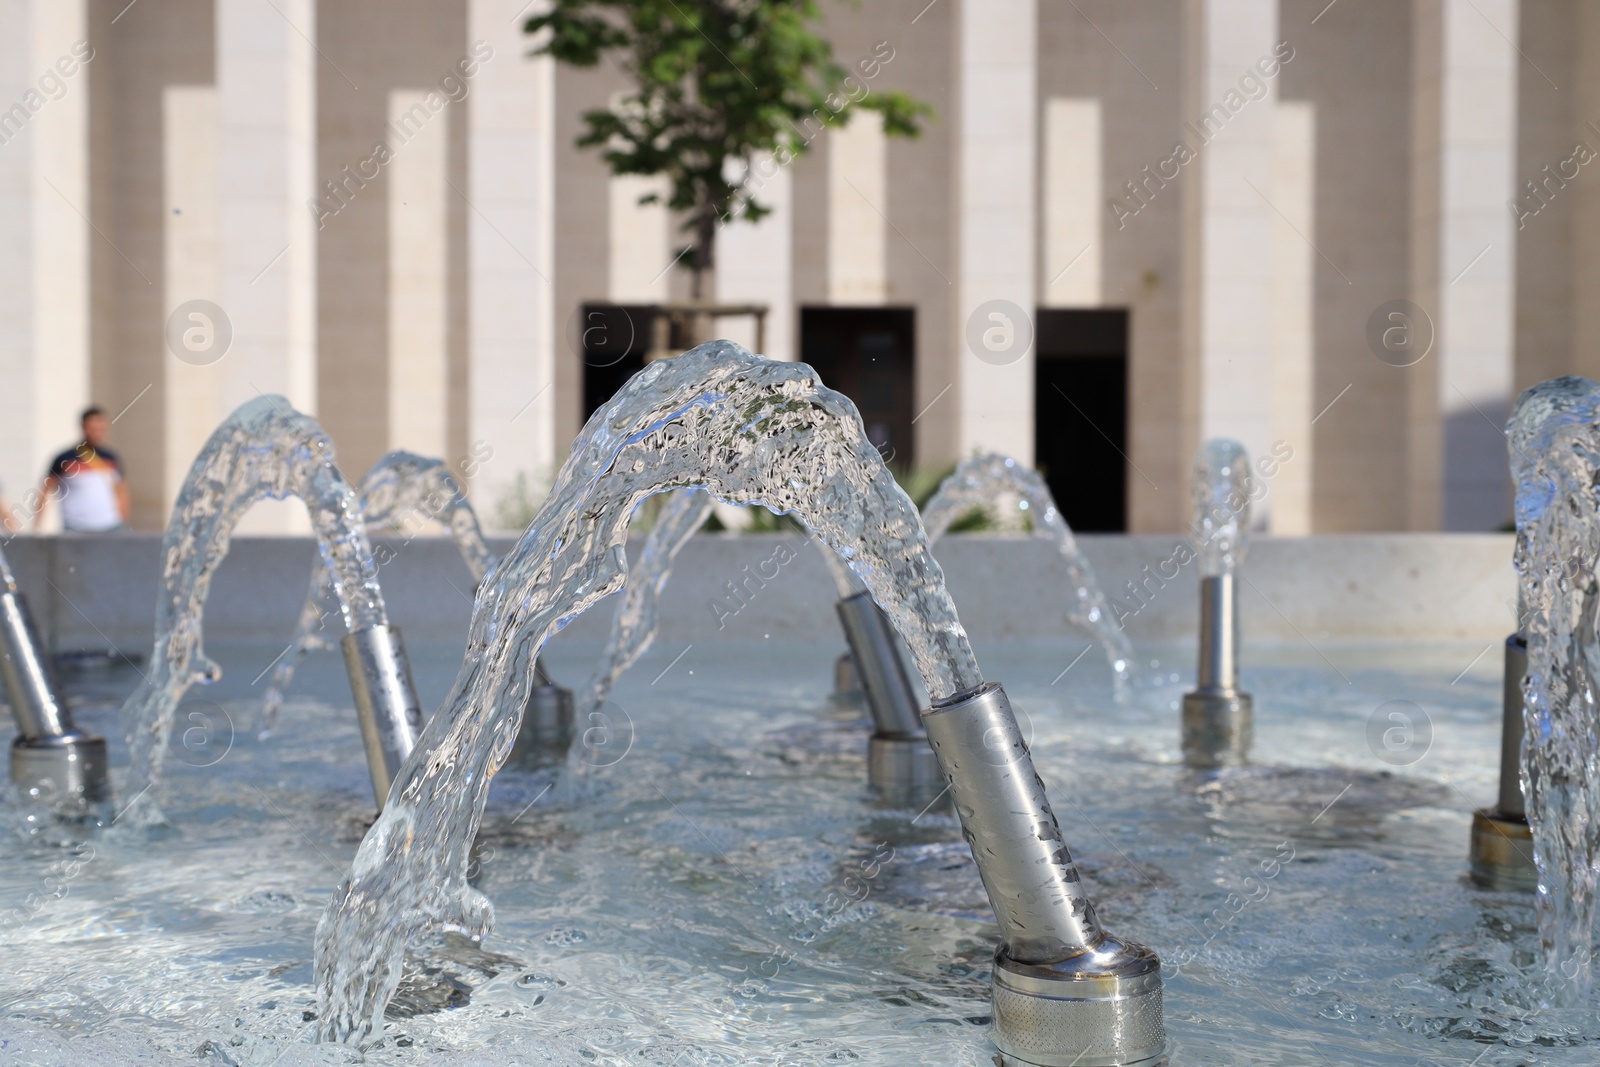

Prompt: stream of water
[
  {"left": 261, "top": 451, "right": 494, "bottom": 732},
  {"left": 117, "top": 396, "right": 386, "bottom": 820},
  {"left": 1507, "top": 376, "right": 1600, "bottom": 995},
  {"left": 921, "top": 452, "right": 1131, "bottom": 694},
  {"left": 573, "top": 489, "right": 713, "bottom": 734},
  {"left": 1192, "top": 439, "right": 1252, "bottom": 578},
  {"left": 313, "top": 342, "right": 992, "bottom": 1042}
]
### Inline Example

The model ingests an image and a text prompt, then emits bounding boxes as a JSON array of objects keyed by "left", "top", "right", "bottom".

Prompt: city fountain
[
  {"left": 9, "top": 361, "right": 1600, "bottom": 1063},
  {"left": 117, "top": 396, "right": 424, "bottom": 815},
  {"left": 312, "top": 342, "right": 1166, "bottom": 1067}
]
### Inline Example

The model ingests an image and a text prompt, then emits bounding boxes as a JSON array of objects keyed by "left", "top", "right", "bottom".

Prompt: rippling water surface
[{"left": 0, "top": 637, "right": 1588, "bottom": 1065}]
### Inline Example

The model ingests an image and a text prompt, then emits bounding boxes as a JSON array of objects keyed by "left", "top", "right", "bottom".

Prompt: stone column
[
  {"left": 828, "top": 111, "right": 887, "bottom": 305},
  {"left": 1269, "top": 100, "right": 1314, "bottom": 534},
  {"left": 717, "top": 154, "right": 792, "bottom": 360},
  {"left": 1179, "top": 0, "right": 1278, "bottom": 520},
  {"left": 1041, "top": 97, "right": 1101, "bottom": 308},
  {"left": 952, "top": 0, "right": 1036, "bottom": 465},
  {"left": 162, "top": 84, "right": 222, "bottom": 516},
  {"left": 609, "top": 173, "right": 670, "bottom": 305},
  {"left": 387, "top": 91, "right": 449, "bottom": 458},
  {"left": 1408, "top": 0, "right": 1518, "bottom": 531},
  {"left": 467, "top": 0, "right": 557, "bottom": 523},
  {"left": 0, "top": 0, "right": 91, "bottom": 531},
  {"left": 217, "top": 0, "right": 317, "bottom": 532}
]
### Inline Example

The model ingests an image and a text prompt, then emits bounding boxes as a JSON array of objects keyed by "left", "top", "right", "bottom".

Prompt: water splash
[
  {"left": 921, "top": 453, "right": 1132, "bottom": 693},
  {"left": 261, "top": 452, "right": 494, "bottom": 732},
  {"left": 118, "top": 396, "right": 386, "bottom": 815},
  {"left": 574, "top": 488, "right": 713, "bottom": 732},
  {"left": 1509, "top": 375, "right": 1600, "bottom": 996},
  {"left": 1193, "top": 439, "right": 1253, "bottom": 577},
  {"left": 314, "top": 342, "right": 980, "bottom": 1041}
]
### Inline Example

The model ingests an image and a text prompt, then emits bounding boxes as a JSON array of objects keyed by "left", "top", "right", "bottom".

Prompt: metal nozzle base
[
  {"left": 11, "top": 732, "right": 109, "bottom": 804},
  {"left": 1469, "top": 808, "right": 1537, "bottom": 892},
  {"left": 992, "top": 936, "right": 1167, "bottom": 1067},
  {"left": 511, "top": 680, "right": 574, "bottom": 769},
  {"left": 866, "top": 733, "right": 947, "bottom": 812},
  {"left": 1180, "top": 690, "right": 1253, "bottom": 769}
]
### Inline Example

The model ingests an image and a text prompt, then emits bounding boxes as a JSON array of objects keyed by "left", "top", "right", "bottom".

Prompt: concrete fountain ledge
[{"left": 1, "top": 532, "right": 1515, "bottom": 652}]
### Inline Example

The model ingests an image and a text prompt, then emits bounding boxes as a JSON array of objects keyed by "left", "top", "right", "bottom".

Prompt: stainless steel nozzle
[
  {"left": 341, "top": 624, "right": 426, "bottom": 809},
  {"left": 2, "top": 589, "right": 110, "bottom": 803},
  {"left": 835, "top": 592, "right": 944, "bottom": 809},
  {"left": 1469, "top": 633, "right": 1536, "bottom": 890},
  {"left": 1182, "top": 573, "right": 1252, "bottom": 768},
  {"left": 922, "top": 683, "right": 1165, "bottom": 1066},
  {"left": 511, "top": 657, "right": 574, "bottom": 769},
  {"left": 835, "top": 592, "right": 921, "bottom": 736}
]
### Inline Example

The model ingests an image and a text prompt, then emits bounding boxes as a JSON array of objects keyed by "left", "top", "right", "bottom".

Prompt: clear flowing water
[
  {"left": 262, "top": 451, "right": 496, "bottom": 732},
  {"left": 1507, "top": 376, "right": 1600, "bottom": 995},
  {"left": 1192, "top": 440, "right": 1252, "bottom": 577},
  {"left": 117, "top": 396, "right": 387, "bottom": 819},
  {"left": 314, "top": 343, "right": 985, "bottom": 1042},
  {"left": 0, "top": 636, "right": 1589, "bottom": 1065},
  {"left": 921, "top": 453, "right": 1132, "bottom": 694},
  {"left": 575, "top": 489, "right": 714, "bottom": 732},
  {"left": 817, "top": 533, "right": 866, "bottom": 598}
]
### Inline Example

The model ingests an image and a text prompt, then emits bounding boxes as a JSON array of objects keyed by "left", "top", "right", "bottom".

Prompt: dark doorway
[
  {"left": 1035, "top": 309, "right": 1128, "bottom": 532},
  {"left": 580, "top": 303, "right": 653, "bottom": 421},
  {"left": 799, "top": 307, "right": 916, "bottom": 470}
]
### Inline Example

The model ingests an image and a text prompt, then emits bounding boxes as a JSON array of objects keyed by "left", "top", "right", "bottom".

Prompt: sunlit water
[
  {"left": 575, "top": 489, "right": 714, "bottom": 733},
  {"left": 0, "top": 636, "right": 1587, "bottom": 1065},
  {"left": 116, "top": 397, "right": 387, "bottom": 819},
  {"left": 1508, "top": 376, "right": 1600, "bottom": 995},
  {"left": 921, "top": 453, "right": 1132, "bottom": 695},
  {"left": 1192, "top": 439, "right": 1253, "bottom": 579},
  {"left": 313, "top": 343, "right": 988, "bottom": 1042}
]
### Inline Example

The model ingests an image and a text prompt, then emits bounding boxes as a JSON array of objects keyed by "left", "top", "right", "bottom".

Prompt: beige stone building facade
[{"left": 0, "top": 0, "right": 1581, "bottom": 535}]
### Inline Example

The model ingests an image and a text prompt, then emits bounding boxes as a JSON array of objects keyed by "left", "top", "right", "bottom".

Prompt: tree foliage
[{"left": 526, "top": 0, "right": 930, "bottom": 297}]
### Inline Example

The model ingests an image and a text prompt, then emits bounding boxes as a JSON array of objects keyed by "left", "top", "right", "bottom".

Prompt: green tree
[{"left": 526, "top": 0, "right": 930, "bottom": 302}]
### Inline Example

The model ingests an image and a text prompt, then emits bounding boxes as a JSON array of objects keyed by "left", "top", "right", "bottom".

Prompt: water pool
[{"left": 0, "top": 635, "right": 1586, "bottom": 1066}]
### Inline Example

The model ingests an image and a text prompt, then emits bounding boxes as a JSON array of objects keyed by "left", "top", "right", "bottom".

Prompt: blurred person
[{"left": 36, "top": 407, "right": 130, "bottom": 532}]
